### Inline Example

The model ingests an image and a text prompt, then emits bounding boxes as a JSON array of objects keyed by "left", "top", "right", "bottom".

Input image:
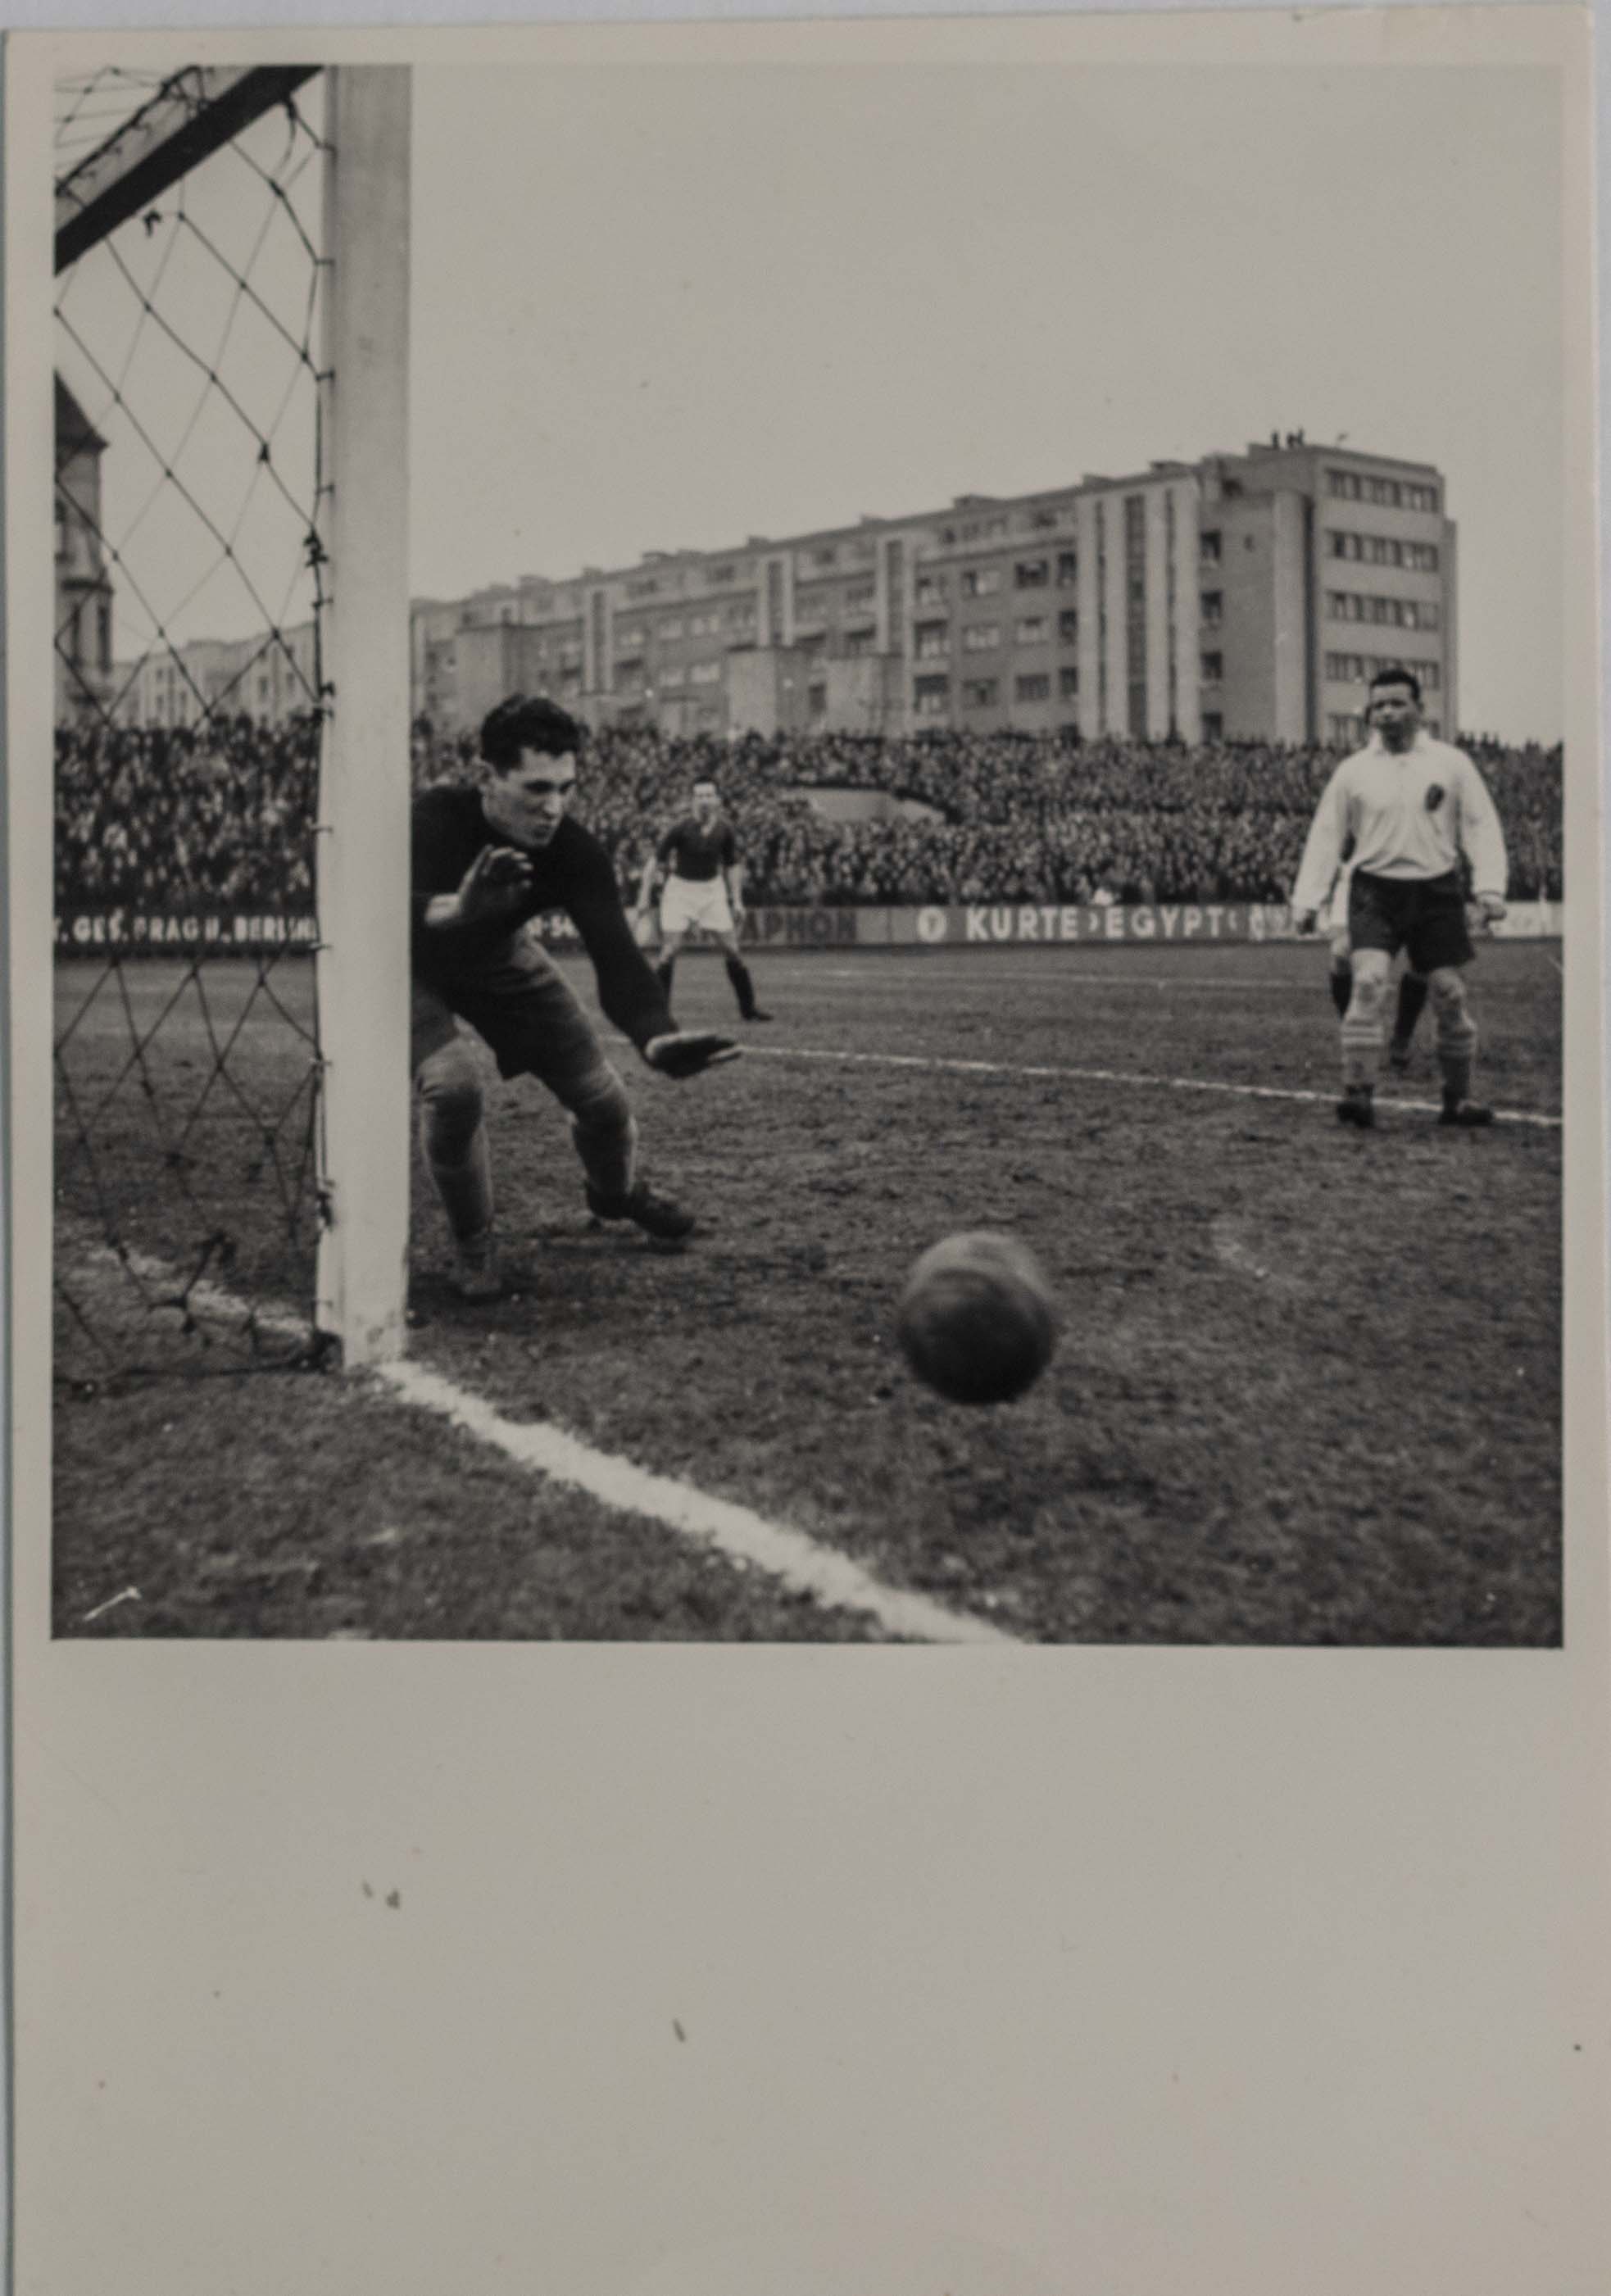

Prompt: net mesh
[{"left": 52, "top": 69, "right": 334, "bottom": 1384}]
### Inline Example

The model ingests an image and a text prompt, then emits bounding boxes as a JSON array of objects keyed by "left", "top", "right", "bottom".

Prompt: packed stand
[
  {"left": 55, "top": 712, "right": 322, "bottom": 914},
  {"left": 413, "top": 719, "right": 1567, "bottom": 907},
  {"left": 55, "top": 712, "right": 1565, "bottom": 919}
]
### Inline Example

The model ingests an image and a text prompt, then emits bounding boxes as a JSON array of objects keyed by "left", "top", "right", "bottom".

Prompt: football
[{"left": 896, "top": 1231, "right": 1058, "bottom": 1406}]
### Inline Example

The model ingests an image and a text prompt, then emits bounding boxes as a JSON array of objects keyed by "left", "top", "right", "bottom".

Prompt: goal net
[{"left": 51, "top": 64, "right": 411, "bottom": 1385}]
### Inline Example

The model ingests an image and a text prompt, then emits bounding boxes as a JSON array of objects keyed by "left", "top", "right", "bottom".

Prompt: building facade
[
  {"left": 111, "top": 620, "right": 320, "bottom": 731},
  {"left": 410, "top": 438, "right": 1457, "bottom": 750},
  {"left": 55, "top": 376, "right": 116, "bottom": 722}
]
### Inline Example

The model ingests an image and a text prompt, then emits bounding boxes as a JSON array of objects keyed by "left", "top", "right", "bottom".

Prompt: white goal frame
[
  {"left": 46, "top": 61, "right": 414, "bottom": 1371},
  {"left": 313, "top": 67, "right": 412, "bottom": 1368}
]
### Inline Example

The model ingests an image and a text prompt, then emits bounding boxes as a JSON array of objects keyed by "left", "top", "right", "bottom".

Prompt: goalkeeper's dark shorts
[
  {"left": 411, "top": 927, "right": 615, "bottom": 1094},
  {"left": 1347, "top": 869, "right": 1473, "bottom": 973}
]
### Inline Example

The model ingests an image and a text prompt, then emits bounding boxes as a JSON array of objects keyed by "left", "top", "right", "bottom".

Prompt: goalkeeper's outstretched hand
[{"left": 644, "top": 1030, "right": 742, "bottom": 1079}]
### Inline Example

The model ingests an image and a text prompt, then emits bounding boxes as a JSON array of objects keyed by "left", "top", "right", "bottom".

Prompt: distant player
[
  {"left": 411, "top": 696, "right": 739, "bottom": 1300},
  {"left": 637, "top": 777, "right": 772, "bottom": 1023},
  {"left": 1320, "top": 860, "right": 1430, "bottom": 1071},
  {"left": 1292, "top": 667, "right": 1508, "bottom": 1128}
]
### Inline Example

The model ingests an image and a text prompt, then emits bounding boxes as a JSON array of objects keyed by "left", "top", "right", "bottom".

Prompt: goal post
[
  {"left": 314, "top": 65, "right": 412, "bottom": 1368},
  {"left": 47, "top": 58, "right": 413, "bottom": 1378}
]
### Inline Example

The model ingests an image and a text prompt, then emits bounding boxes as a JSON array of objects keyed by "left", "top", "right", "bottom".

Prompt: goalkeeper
[{"left": 411, "top": 695, "right": 738, "bottom": 1299}]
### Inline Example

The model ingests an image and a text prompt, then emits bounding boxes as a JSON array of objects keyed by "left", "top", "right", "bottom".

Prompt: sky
[
  {"left": 403, "top": 58, "right": 1568, "bottom": 740},
  {"left": 60, "top": 53, "right": 1569, "bottom": 741}
]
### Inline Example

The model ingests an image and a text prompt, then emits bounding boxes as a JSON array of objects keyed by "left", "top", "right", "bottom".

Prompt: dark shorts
[
  {"left": 411, "top": 928, "right": 617, "bottom": 1098},
  {"left": 1348, "top": 869, "right": 1473, "bottom": 974}
]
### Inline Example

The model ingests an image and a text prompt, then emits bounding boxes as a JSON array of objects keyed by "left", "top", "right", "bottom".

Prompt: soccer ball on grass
[{"left": 895, "top": 1231, "right": 1058, "bottom": 1406}]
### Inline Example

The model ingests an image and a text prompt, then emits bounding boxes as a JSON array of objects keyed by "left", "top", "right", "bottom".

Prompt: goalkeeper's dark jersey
[
  {"left": 411, "top": 784, "right": 671, "bottom": 1051},
  {"left": 658, "top": 815, "right": 736, "bottom": 883}
]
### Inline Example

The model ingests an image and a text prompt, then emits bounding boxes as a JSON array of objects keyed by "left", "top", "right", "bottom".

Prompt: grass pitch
[{"left": 52, "top": 939, "right": 1563, "bottom": 1644}]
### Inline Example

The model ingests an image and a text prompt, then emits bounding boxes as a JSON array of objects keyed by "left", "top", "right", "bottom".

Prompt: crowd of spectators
[
  {"left": 54, "top": 710, "right": 1565, "bottom": 916},
  {"left": 55, "top": 713, "right": 322, "bottom": 913}
]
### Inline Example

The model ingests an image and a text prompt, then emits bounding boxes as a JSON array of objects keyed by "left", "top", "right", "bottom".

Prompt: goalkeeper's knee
[{"left": 416, "top": 1043, "right": 484, "bottom": 1164}]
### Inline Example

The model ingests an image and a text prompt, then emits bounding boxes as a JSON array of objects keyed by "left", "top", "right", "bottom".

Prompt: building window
[
  {"left": 960, "top": 568, "right": 1001, "bottom": 599},
  {"left": 913, "top": 674, "right": 950, "bottom": 716},
  {"left": 1200, "top": 592, "right": 1223, "bottom": 627},
  {"left": 811, "top": 547, "right": 837, "bottom": 568},
  {"left": 1202, "top": 711, "right": 1223, "bottom": 740},
  {"left": 1200, "top": 652, "right": 1223, "bottom": 683},
  {"left": 658, "top": 617, "right": 684, "bottom": 641},
  {"left": 808, "top": 683, "right": 828, "bottom": 719},
  {"left": 1014, "top": 559, "right": 1050, "bottom": 589},
  {"left": 1059, "top": 666, "right": 1080, "bottom": 698},
  {"left": 915, "top": 574, "right": 948, "bottom": 606},
  {"left": 1014, "top": 615, "right": 1048, "bottom": 645},
  {"left": 1058, "top": 609, "right": 1079, "bottom": 644},
  {"left": 1056, "top": 551, "right": 1079, "bottom": 587},
  {"left": 1029, "top": 508, "right": 1058, "bottom": 529},
  {"left": 844, "top": 580, "right": 875, "bottom": 606},
  {"left": 1199, "top": 530, "right": 1222, "bottom": 564},
  {"left": 1014, "top": 674, "right": 1051, "bottom": 702},
  {"left": 842, "top": 628, "right": 875, "bottom": 657},
  {"left": 914, "top": 621, "right": 950, "bottom": 660},
  {"left": 963, "top": 678, "right": 999, "bottom": 708},
  {"left": 961, "top": 624, "right": 1001, "bottom": 652},
  {"left": 660, "top": 665, "right": 687, "bottom": 689},
  {"left": 689, "top": 660, "right": 722, "bottom": 686}
]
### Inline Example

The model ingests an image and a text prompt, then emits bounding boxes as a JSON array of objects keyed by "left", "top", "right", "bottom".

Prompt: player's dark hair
[
  {"left": 479, "top": 694, "right": 585, "bottom": 770},
  {"left": 1368, "top": 665, "right": 1422, "bottom": 705}
]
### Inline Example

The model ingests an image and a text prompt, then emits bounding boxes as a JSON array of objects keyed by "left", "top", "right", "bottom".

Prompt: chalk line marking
[
  {"left": 82, "top": 1248, "right": 1014, "bottom": 1648},
  {"left": 744, "top": 1046, "right": 1563, "bottom": 1130},
  {"left": 380, "top": 1360, "right": 1017, "bottom": 1646},
  {"left": 776, "top": 966, "right": 1295, "bottom": 991}
]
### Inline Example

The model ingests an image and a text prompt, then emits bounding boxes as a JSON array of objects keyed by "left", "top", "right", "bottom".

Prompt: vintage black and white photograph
[{"left": 43, "top": 29, "right": 1578, "bottom": 1646}]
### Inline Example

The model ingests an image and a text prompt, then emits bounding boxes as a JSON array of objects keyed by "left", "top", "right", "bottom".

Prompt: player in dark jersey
[
  {"left": 636, "top": 776, "right": 772, "bottom": 1023},
  {"left": 412, "top": 696, "right": 738, "bottom": 1300}
]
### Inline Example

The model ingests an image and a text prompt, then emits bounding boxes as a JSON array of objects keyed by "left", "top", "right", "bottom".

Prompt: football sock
[
  {"left": 724, "top": 955, "right": 760, "bottom": 1019},
  {"left": 424, "top": 1116, "right": 494, "bottom": 1245},
  {"left": 1430, "top": 974, "right": 1477, "bottom": 1107},
  {"left": 1329, "top": 963, "right": 1353, "bottom": 1019},
  {"left": 1395, "top": 971, "right": 1430, "bottom": 1046},
  {"left": 568, "top": 1079, "right": 639, "bottom": 1206},
  {"left": 1340, "top": 973, "right": 1386, "bottom": 1089},
  {"left": 656, "top": 956, "right": 675, "bottom": 996}
]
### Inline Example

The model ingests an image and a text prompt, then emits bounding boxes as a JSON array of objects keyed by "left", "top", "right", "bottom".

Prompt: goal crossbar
[{"left": 55, "top": 65, "right": 320, "bottom": 273}]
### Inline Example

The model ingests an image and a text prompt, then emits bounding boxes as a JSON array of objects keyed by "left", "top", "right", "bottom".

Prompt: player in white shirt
[{"left": 1292, "top": 667, "right": 1508, "bottom": 1128}]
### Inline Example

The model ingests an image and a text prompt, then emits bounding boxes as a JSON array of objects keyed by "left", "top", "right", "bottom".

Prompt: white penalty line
[
  {"left": 746, "top": 1046, "right": 1563, "bottom": 1131},
  {"left": 89, "top": 1247, "right": 1012, "bottom": 1648},
  {"left": 376, "top": 1360, "right": 1017, "bottom": 1646}
]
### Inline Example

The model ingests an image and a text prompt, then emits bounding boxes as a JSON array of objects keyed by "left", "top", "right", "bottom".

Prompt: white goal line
[
  {"left": 745, "top": 1046, "right": 1563, "bottom": 1131},
  {"left": 75, "top": 1246, "right": 1016, "bottom": 1648}
]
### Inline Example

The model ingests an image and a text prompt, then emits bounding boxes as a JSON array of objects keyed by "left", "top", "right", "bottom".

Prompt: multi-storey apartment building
[
  {"left": 111, "top": 619, "right": 320, "bottom": 731},
  {"left": 54, "top": 376, "right": 116, "bottom": 721},
  {"left": 413, "top": 438, "right": 1456, "bottom": 751}
]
